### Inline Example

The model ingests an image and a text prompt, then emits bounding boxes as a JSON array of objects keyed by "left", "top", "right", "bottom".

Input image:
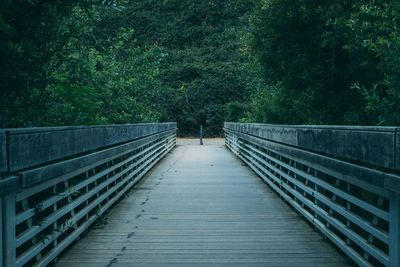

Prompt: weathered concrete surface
[{"left": 55, "top": 139, "right": 351, "bottom": 267}]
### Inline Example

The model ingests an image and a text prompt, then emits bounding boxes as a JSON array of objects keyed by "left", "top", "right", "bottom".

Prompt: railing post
[
  {"left": 389, "top": 191, "right": 400, "bottom": 267},
  {"left": 3, "top": 193, "right": 16, "bottom": 267},
  {"left": 200, "top": 125, "right": 203, "bottom": 145},
  {"left": 0, "top": 197, "right": 3, "bottom": 267}
]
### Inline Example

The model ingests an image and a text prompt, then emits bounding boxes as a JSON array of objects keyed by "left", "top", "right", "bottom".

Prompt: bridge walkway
[{"left": 54, "top": 139, "right": 351, "bottom": 267}]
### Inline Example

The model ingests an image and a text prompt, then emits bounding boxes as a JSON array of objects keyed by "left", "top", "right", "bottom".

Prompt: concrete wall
[{"left": 225, "top": 122, "right": 400, "bottom": 171}]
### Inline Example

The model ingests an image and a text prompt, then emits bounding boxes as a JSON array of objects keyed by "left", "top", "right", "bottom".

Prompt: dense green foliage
[
  {"left": 1, "top": 0, "right": 399, "bottom": 134},
  {"left": 0, "top": 0, "right": 257, "bottom": 135},
  {"left": 110, "top": 0, "right": 257, "bottom": 136},
  {"left": 0, "top": 0, "right": 165, "bottom": 128},
  {"left": 247, "top": 0, "right": 400, "bottom": 125}
]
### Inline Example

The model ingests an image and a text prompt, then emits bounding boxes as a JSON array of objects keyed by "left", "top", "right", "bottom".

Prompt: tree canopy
[
  {"left": 1, "top": 0, "right": 399, "bottom": 134},
  {"left": 248, "top": 0, "right": 400, "bottom": 125}
]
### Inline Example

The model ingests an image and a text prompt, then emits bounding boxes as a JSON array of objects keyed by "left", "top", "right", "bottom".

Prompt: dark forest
[{"left": 1, "top": 0, "right": 399, "bottom": 135}]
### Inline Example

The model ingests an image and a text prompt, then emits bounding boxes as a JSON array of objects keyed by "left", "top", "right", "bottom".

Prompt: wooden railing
[
  {"left": 224, "top": 122, "right": 400, "bottom": 267},
  {"left": 0, "top": 123, "right": 177, "bottom": 267}
]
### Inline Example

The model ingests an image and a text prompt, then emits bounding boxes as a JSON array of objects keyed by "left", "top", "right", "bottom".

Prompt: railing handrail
[
  {"left": 224, "top": 122, "right": 400, "bottom": 174},
  {"left": 0, "top": 122, "right": 177, "bottom": 174}
]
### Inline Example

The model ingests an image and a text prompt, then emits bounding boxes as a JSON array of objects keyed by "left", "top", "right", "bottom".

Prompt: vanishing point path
[{"left": 55, "top": 139, "right": 351, "bottom": 267}]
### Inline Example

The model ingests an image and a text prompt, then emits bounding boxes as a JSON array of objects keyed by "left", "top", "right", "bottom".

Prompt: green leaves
[
  {"left": 0, "top": 2, "right": 166, "bottom": 127},
  {"left": 46, "top": 75, "right": 105, "bottom": 125},
  {"left": 118, "top": 0, "right": 257, "bottom": 135},
  {"left": 247, "top": 0, "right": 400, "bottom": 126}
]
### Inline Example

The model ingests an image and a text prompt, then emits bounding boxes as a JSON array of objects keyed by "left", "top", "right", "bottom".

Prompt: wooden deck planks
[{"left": 54, "top": 139, "right": 352, "bottom": 267}]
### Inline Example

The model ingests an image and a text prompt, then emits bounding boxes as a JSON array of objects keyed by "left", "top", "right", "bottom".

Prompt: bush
[{"left": 225, "top": 101, "right": 249, "bottom": 122}]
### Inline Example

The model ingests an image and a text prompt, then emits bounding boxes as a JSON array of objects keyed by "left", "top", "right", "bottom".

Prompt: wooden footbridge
[{"left": 0, "top": 123, "right": 399, "bottom": 266}]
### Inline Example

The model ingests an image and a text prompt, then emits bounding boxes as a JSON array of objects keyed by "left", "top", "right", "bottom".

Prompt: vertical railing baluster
[
  {"left": 0, "top": 196, "right": 3, "bottom": 267},
  {"left": 52, "top": 185, "right": 58, "bottom": 264},
  {"left": 327, "top": 179, "right": 340, "bottom": 234},
  {"left": 106, "top": 161, "right": 111, "bottom": 202},
  {"left": 3, "top": 193, "right": 16, "bottom": 267},
  {"left": 22, "top": 199, "right": 42, "bottom": 261},
  {"left": 93, "top": 168, "right": 101, "bottom": 211},
  {"left": 85, "top": 171, "right": 90, "bottom": 221},
  {"left": 364, "top": 196, "right": 384, "bottom": 261},
  {"left": 389, "top": 192, "right": 400, "bottom": 267},
  {"left": 293, "top": 161, "right": 299, "bottom": 204},
  {"left": 64, "top": 181, "right": 77, "bottom": 233},
  {"left": 346, "top": 183, "right": 352, "bottom": 246},
  {"left": 303, "top": 167, "right": 310, "bottom": 210}
]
